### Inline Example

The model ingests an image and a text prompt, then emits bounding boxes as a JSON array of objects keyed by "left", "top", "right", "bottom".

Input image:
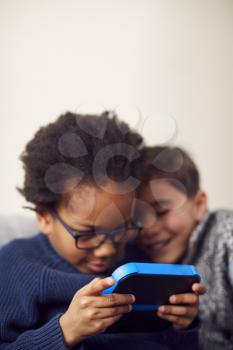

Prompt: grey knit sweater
[{"left": 182, "top": 210, "right": 233, "bottom": 350}]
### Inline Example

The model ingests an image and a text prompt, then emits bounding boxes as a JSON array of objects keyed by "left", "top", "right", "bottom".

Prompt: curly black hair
[{"left": 18, "top": 111, "right": 144, "bottom": 212}]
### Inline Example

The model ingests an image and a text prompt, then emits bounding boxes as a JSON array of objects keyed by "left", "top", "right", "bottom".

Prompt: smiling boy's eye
[{"left": 156, "top": 210, "right": 169, "bottom": 217}]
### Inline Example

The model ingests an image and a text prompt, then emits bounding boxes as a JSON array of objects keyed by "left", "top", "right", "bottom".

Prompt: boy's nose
[{"left": 93, "top": 239, "right": 117, "bottom": 258}]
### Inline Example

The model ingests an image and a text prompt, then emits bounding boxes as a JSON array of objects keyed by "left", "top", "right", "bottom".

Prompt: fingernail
[
  {"left": 158, "top": 306, "right": 165, "bottom": 313},
  {"left": 106, "top": 277, "right": 114, "bottom": 285},
  {"left": 157, "top": 312, "right": 164, "bottom": 318},
  {"left": 170, "top": 296, "right": 176, "bottom": 303},
  {"left": 131, "top": 294, "right": 136, "bottom": 303}
]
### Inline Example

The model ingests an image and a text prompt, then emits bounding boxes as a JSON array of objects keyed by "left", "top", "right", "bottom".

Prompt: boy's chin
[
  {"left": 146, "top": 241, "right": 185, "bottom": 264},
  {"left": 153, "top": 250, "right": 184, "bottom": 264}
]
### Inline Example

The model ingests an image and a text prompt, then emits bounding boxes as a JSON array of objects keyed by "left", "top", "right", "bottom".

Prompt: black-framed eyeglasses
[{"left": 52, "top": 211, "right": 143, "bottom": 250}]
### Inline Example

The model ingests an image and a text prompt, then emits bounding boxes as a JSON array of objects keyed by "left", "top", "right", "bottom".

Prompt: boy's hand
[
  {"left": 59, "top": 277, "right": 135, "bottom": 348},
  {"left": 157, "top": 283, "right": 206, "bottom": 329}
]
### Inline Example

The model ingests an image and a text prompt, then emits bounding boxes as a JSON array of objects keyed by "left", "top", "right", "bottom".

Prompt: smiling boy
[{"left": 138, "top": 146, "right": 233, "bottom": 350}]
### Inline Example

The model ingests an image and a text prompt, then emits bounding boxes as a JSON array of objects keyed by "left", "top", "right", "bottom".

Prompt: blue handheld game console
[{"left": 103, "top": 262, "right": 200, "bottom": 332}]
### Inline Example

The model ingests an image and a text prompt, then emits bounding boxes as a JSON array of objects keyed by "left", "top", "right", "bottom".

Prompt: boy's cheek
[{"left": 165, "top": 219, "right": 193, "bottom": 249}]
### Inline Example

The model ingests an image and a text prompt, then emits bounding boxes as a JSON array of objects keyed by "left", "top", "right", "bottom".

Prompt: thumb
[
  {"left": 192, "top": 283, "right": 206, "bottom": 295},
  {"left": 78, "top": 277, "right": 115, "bottom": 297}
]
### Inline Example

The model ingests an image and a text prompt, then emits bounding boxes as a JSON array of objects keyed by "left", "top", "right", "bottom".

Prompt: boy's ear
[
  {"left": 194, "top": 190, "right": 208, "bottom": 221},
  {"left": 36, "top": 212, "right": 54, "bottom": 235}
]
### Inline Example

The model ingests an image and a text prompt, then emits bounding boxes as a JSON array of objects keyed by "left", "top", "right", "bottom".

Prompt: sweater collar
[
  {"left": 181, "top": 211, "right": 211, "bottom": 264},
  {"left": 38, "top": 233, "right": 78, "bottom": 273}
]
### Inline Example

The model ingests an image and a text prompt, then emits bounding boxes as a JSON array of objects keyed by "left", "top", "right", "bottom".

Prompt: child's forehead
[
  {"left": 59, "top": 183, "right": 135, "bottom": 226},
  {"left": 140, "top": 178, "right": 188, "bottom": 202}
]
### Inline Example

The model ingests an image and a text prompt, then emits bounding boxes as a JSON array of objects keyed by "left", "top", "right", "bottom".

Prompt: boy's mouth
[
  {"left": 87, "top": 261, "right": 110, "bottom": 273},
  {"left": 146, "top": 238, "right": 172, "bottom": 253}
]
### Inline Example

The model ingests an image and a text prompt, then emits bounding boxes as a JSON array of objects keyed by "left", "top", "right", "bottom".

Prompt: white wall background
[{"left": 0, "top": 0, "right": 233, "bottom": 215}]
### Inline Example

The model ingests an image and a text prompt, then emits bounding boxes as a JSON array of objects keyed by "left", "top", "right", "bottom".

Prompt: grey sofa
[{"left": 0, "top": 215, "right": 38, "bottom": 246}]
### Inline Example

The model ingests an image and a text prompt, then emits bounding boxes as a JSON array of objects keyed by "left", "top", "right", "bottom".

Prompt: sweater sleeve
[
  {"left": 165, "top": 318, "right": 200, "bottom": 350},
  {"left": 227, "top": 229, "right": 233, "bottom": 288},
  {"left": 0, "top": 314, "right": 68, "bottom": 350},
  {"left": 0, "top": 313, "right": 84, "bottom": 350},
  {"left": 220, "top": 212, "right": 233, "bottom": 288},
  {"left": 0, "top": 241, "right": 84, "bottom": 350},
  {"left": 229, "top": 258, "right": 233, "bottom": 287}
]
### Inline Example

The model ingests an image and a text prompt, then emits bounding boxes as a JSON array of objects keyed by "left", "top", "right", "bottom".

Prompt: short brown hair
[{"left": 141, "top": 146, "right": 200, "bottom": 198}]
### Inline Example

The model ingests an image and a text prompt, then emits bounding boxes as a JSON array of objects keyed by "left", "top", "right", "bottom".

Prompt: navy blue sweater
[{"left": 0, "top": 234, "right": 199, "bottom": 350}]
